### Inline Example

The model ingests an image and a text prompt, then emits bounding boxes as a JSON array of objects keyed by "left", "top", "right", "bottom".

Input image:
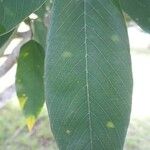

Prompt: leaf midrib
[{"left": 84, "top": 0, "right": 93, "bottom": 149}]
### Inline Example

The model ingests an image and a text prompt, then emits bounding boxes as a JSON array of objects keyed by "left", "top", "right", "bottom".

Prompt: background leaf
[
  {"left": 31, "top": 4, "right": 48, "bottom": 49},
  {"left": 45, "top": 0, "right": 133, "bottom": 149},
  {"left": 31, "top": 0, "right": 52, "bottom": 49},
  {"left": 0, "top": 30, "right": 13, "bottom": 49},
  {"left": 0, "top": 0, "right": 47, "bottom": 35},
  {"left": 121, "top": 0, "right": 150, "bottom": 32},
  {"left": 32, "top": 20, "right": 47, "bottom": 48},
  {"left": 16, "top": 40, "right": 45, "bottom": 130}
]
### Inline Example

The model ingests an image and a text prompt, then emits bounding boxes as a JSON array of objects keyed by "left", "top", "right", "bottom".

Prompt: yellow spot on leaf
[
  {"left": 62, "top": 51, "right": 72, "bottom": 59},
  {"left": 106, "top": 121, "right": 115, "bottom": 128},
  {"left": 111, "top": 35, "right": 120, "bottom": 42},
  {"left": 66, "top": 129, "right": 71, "bottom": 135},
  {"left": 19, "top": 94, "right": 28, "bottom": 109},
  {"left": 17, "top": 79, "right": 21, "bottom": 83},
  {"left": 26, "top": 116, "right": 36, "bottom": 131},
  {"left": 23, "top": 52, "right": 29, "bottom": 58}
]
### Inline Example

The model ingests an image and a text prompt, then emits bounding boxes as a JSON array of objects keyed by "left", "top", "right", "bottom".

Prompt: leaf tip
[{"left": 26, "top": 116, "right": 36, "bottom": 131}]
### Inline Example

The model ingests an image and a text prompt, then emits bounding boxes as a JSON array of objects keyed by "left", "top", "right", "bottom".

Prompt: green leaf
[
  {"left": 31, "top": 0, "right": 52, "bottom": 48},
  {"left": 0, "top": 30, "right": 13, "bottom": 48},
  {"left": 121, "top": 0, "right": 150, "bottom": 32},
  {"left": 32, "top": 20, "right": 47, "bottom": 49},
  {"left": 31, "top": 4, "right": 48, "bottom": 49},
  {"left": 45, "top": 0, "right": 133, "bottom": 149},
  {"left": 16, "top": 40, "right": 45, "bottom": 131},
  {"left": 0, "top": 3, "right": 5, "bottom": 34},
  {"left": 0, "top": 0, "right": 47, "bottom": 35}
]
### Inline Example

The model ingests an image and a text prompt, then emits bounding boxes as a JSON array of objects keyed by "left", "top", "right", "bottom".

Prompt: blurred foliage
[
  {"left": 0, "top": 99, "right": 150, "bottom": 150},
  {"left": 0, "top": 100, "right": 57, "bottom": 150}
]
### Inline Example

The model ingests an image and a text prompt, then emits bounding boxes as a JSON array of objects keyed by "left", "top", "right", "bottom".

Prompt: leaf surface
[
  {"left": 0, "top": 30, "right": 13, "bottom": 49},
  {"left": 45, "top": 0, "right": 133, "bottom": 149},
  {"left": 16, "top": 40, "right": 45, "bottom": 130},
  {"left": 32, "top": 4, "right": 48, "bottom": 49},
  {"left": 0, "top": 0, "right": 46, "bottom": 35},
  {"left": 121, "top": 0, "right": 150, "bottom": 32}
]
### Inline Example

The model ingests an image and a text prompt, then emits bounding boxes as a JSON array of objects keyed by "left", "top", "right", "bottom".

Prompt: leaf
[
  {"left": 45, "top": 0, "right": 133, "bottom": 149},
  {"left": 16, "top": 40, "right": 45, "bottom": 131},
  {"left": 32, "top": 20, "right": 47, "bottom": 49},
  {"left": 31, "top": 0, "right": 52, "bottom": 49},
  {"left": 0, "top": 0, "right": 47, "bottom": 35},
  {"left": 31, "top": 4, "right": 48, "bottom": 49},
  {"left": 0, "top": 30, "right": 13, "bottom": 48},
  {"left": 0, "top": 3, "right": 5, "bottom": 34},
  {"left": 121, "top": 0, "right": 150, "bottom": 32}
]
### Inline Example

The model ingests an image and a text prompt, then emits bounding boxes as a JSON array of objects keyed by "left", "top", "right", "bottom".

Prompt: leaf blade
[
  {"left": 45, "top": 0, "right": 133, "bottom": 149},
  {"left": 16, "top": 40, "right": 45, "bottom": 130},
  {"left": 0, "top": 0, "right": 47, "bottom": 35}
]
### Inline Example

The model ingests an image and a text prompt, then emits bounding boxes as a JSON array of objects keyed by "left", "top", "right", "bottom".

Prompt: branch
[
  {"left": 0, "top": 84, "right": 16, "bottom": 108},
  {"left": 0, "top": 30, "right": 31, "bottom": 78}
]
